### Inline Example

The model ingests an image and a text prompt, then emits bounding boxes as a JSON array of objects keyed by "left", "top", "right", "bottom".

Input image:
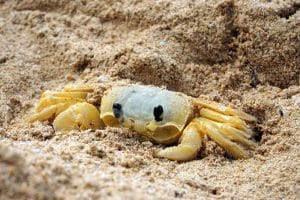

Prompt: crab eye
[
  {"left": 112, "top": 103, "right": 122, "bottom": 118},
  {"left": 153, "top": 105, "right": 163, "bottom": 121}
]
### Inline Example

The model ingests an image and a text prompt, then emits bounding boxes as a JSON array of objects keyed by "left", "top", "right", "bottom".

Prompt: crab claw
[
  {"left": 53, "top": 102, "right": 103, "bottom": 131},
  {"left": 27, "top": 84, "right": 103, "bottom": 132}
]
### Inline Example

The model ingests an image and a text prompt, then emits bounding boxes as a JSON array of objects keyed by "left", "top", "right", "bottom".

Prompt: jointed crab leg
[
  {"left": 156, "top": 121, "right": 203, "bottom": 161},
  {"left": 156, "top": 118, "right": 253, "bottom": 160},
  {"left": 41, "top": 91, "right": 88, "bottom": 99},
  {"left": 27, "top": 84, "right": 95, "bottom": 124},
  {"left": 194, "top": 118, "right": 251, "bottom": 159},
  {"left": 193, "top": 99, "right": 256, "bottom": 159},
  {"left": 156, "top": 99, "right": 256, "bottom": 160},
  {"left": 36, "top": 96, "right": 86, "bottom": 112},
  {"left": 194, "top": 99, "right": 257, "bottom": 122},
  {"left": 199, "top": 108, "right": 252, "bottom": 133},
  {"left": 26, "top": 102, "right": 74, "bottom": 123},
  {"left": 63, "top": 84, "right": 94, "bottom": 92},
  {"left": 207, "top": 120, "right": 256, "bottom": 147}
]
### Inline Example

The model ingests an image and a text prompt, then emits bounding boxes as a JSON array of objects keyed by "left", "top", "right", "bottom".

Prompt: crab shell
[{"left": 100, "top": 85, "right": 194, "bottom": 144}]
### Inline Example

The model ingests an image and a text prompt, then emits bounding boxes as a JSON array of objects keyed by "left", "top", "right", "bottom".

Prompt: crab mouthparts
[{"left": 145, "top": 120, "right": 158, "bottom": 132}]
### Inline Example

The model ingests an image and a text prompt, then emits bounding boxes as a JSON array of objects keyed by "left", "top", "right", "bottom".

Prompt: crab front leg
[
  {"left": 156, "top": 121, "right": 204, "bottom": 161},
  {"left": 26, "top": 102, "right": 74, "bottom": 123}
]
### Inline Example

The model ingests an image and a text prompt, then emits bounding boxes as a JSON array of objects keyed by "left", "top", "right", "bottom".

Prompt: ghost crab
[{"left": 27, "top": 84, "right": 257, "bottom": 161}]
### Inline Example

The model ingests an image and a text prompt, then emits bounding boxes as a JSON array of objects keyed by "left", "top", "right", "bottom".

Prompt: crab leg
[
  {"left": 199, "top": 108, "right": 253, "bottom": 135},
  {"left": 63, "top": 84, "right": 94, "bottom": 92},
  {"left": 26, "top": 103, "right": 74, "bottom": 123},
  {"left": 41, "top": 91, "right": 88, "bottom": 99},
  {"left": 156, "top": 121, "right": 203, "bottom": 161},
  {"left": 36, "top": 96, "right": 86, "bottom": 112},
  {"left": 195, "top": 118, "right": 252, "bottom": 159},
  {"left": 194, "top": 99, "right": 257, "bottom": 122},
  {"left": 197, "top": 118, "right": 256, "bottom": 148}
]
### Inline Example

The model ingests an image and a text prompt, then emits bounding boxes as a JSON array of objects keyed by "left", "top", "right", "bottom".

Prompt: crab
[{"left": 27, "top": 84, "right": 257, "bottom": 161}]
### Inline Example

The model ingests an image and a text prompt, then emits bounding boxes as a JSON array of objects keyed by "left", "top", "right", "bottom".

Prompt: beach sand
[{"left": 0, "top": 0, "right": 299, "bottom": 199}]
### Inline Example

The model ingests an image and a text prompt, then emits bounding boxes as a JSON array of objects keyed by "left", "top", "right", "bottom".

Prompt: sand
[{"left": 0, "top": 0, "right": 299, "bottom": 199}]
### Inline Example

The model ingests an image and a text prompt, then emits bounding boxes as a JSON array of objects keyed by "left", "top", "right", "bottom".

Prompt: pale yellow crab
[{"left": 27, "top": 84, "right": 257, "bottom": 161}]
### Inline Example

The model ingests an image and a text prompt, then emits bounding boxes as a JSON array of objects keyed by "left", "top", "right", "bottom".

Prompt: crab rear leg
[
  {"left": 194, "top": 99, "right": 257, "bottom": 122},
  {"left": 195, "top": 118, "right": 253, "bottom": 159},
  {"left": 205, "top": 119, "right": 257, "bottom": 148},
  {"left": 155, "top": 121, "right": 203, "bottom": 161},
  {"left": 199, "top": 108, "right": 253, "bottom": 136},
  {"left": 194, "top": 99, "right": 257, "bottom": 159}
]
